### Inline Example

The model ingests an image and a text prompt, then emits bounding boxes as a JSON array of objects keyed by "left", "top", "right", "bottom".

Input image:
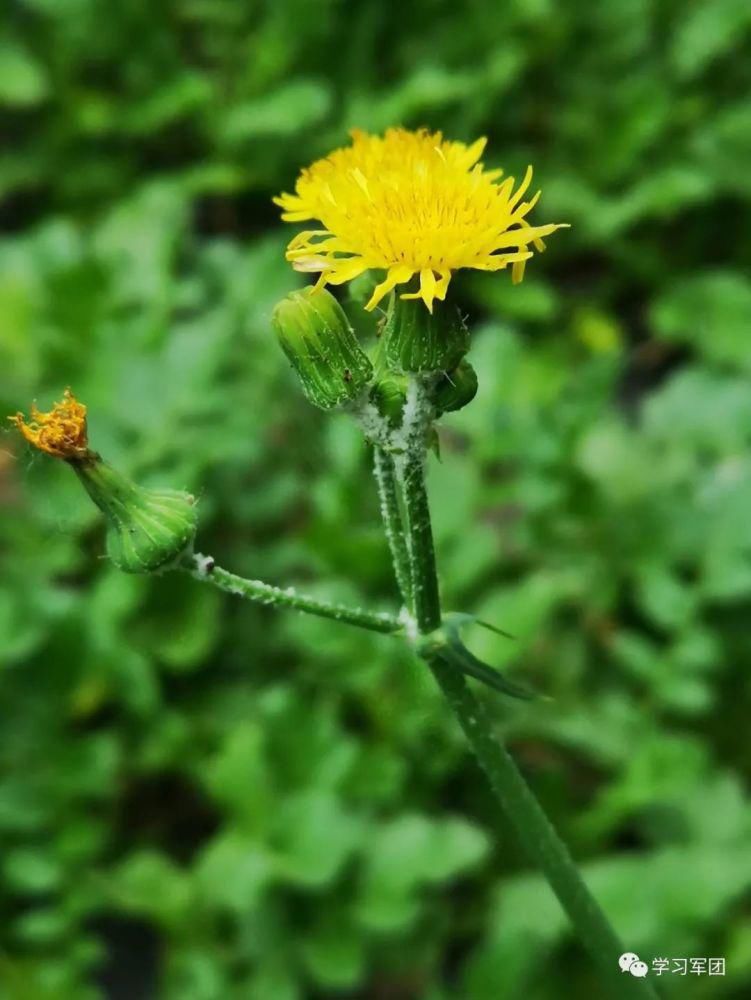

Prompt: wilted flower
[
  {"left": 10, "top": 389, "right": 198, "bottom": 573},
  {"left": 9, "top": 388, "right": 90, "bottom": 460}
]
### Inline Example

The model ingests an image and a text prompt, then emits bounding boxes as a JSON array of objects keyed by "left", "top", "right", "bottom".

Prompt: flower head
[
  {"left": 10, "top": 388, "right": 198, "bottom": 572},
  {"left": 275, "top": 127, "right": 568, "bottom": 312},
  {"left": 10, "top": 389, "right": 90, "bottom": 460}
]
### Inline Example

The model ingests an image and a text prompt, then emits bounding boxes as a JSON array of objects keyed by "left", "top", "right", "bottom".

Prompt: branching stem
[{"left": 183, "top": 555, "right": 401, "bottom": 635}]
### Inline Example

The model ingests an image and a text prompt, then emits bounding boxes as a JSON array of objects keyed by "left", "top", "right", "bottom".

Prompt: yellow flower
[
  {"left": 9, "top": 388, "right": 90, "bottom": 460},
  {"left": 275, "top": 127, "right": 568, "bottom": 312}
]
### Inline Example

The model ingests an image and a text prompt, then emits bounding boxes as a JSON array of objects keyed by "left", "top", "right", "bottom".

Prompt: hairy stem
[
  {"left": 396, "top": 378, "right": 441, "bottom": 632},
  {"left": 428, "top": 650, "right": 658, "bottom": 998},
  {"left": 373, "top": 445, "right": 413, "bottom": 609},
  {"left": 183, "top": 555, "right": 401, "bottom": 635},
  {"left": 393, "top": 383, "right": 658, "bottom": 998}
]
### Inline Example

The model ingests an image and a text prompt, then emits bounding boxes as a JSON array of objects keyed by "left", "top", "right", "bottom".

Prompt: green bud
[
  {"left": 370, "top": 375, "right": 407, "bottom": 427},
  {"left": 382, "top": 297, "right": 469, "bottom": 374},
  {"left": 272, "top": 287, "right": 373, "bottom": 409},
  {"left": 431, "top": 359, "right": 478, "bottom": 414},
  {"left": 72, "top": 457, "right": 198, "bottom": 574}
]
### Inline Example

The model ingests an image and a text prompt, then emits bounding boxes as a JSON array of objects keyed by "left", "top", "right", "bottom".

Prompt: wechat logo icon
[{"left": 620, "top": 953, "right": 649, "bottom": 978}]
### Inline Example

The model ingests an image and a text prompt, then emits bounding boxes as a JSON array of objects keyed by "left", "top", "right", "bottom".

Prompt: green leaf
[
  {"left": 670, "top": 0, "right": 751, "bottom": 79},
  {"left": 195, "top": 832, "right": 271, "bottom": 912},
  {"left": 273, "top": 791, "right": 364, "bottom": 887},
  {"left": 13, "top": 907, "right": 72, "bottom": 945},
  {"left": 0, "top": 46, "right": 48, "bottom": 106},
  {"left": 651, "top": 272, "right": 751, "bottom": 371},
  {"left": 2, "top": 848, "right": 62, "bottom": 894},
  {"left": 203, "top": 722, "right": 273, "bottom": 828},
  {"left": 107, "top": 851, "right": 193, "bottom": 928},
  {"left": 220, "top": 81, "right": 332, "bottom": 141},
  {"left": 301, "top": 912, "right": 366, "bottom": 989},
  {"left": 633, "top": 564, "right": 697, "bottom": 631},
  {"left": 362, "top": 814, "right": 489, "bottom": 895}
]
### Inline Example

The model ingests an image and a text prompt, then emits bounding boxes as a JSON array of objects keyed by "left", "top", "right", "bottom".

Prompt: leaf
[
  {"left": 220, "top": 81, "right": 332, "bottom": 142},
  {"left": 633, "top": 564, "right": 697, "bottom": 631},
  {"left": 301, "top": 912, "right": 366, "bottom": 989},
  {"left": 13, "top": 907, "right": 72, "bottom": 945},
  {"left": 362, "top": 814, "right": 489, "bottom": 895},
  {"left": 107, "top": 851, "right": 193, "bottom": 928},
  {"left": 467, "top": 842, "right": 751, "bottom": 997},
  {"left": 203, "top": 722, "right": 273, "bottom": 828},
  {"left": 0, "top": 46, "right": 48, "bottom": 106},
  {"left": 195, "top": 832, "right": 271, "bottom": 912},
  {"left": 651, "top": 272, "right": 751, "bottom": 372},
  {"left": 272, "top": 791, "right": 364, "bottom": 887},
  {"left": 670, "top": 0, "right": 751, "bottom": 79},
  {"left": 2, "top": 848, "right": 62, "bottom": 894},
  {"left": 135, "top": 577, "right": 222, "bottom": 671}
]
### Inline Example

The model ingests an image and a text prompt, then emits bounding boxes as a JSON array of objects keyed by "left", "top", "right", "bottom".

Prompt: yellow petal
[
  {"left": 510, "top": 189, "right": 542, "bottom": 223},
  {"left": 401, "top": 269, "right": 437, "bottom": 302},
  {"left": 288, "top": 229, "right": 332, "bottom": 250},
  {"left": 280, "top": 210, "right": 315, "bottom": 222},
  {"left": 365, "top": 265, "right": 414, "bottom": 311},
  {"left": 287, "top": 237, "right": 346, "bottom": 259},
  {"left": 491, "top": 222, "right": 567, "bottom": 250},
  {"left": 496, "top": 176, "right": 516, "bottom": 202},
  {"left": 322, "top": 258, "right": 370, "bottom": 285},
  {"left": 434, "top": 270, "right": 451, "bottom": 300},
  {"left": 476, "top": 251, "right": 533, "bottom": 272},
  {"left": 419, "top": 269, "right": 438, "bottom": 313},
  {"left": 507, "top": 165, "right": 533, "bottom": 212},
  {"left": 462, "top": 136, "right": 487, "bottom": 170}
]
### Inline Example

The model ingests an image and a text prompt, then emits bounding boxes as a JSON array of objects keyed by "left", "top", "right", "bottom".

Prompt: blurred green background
[{"left": 2, "top": 1, "right": 751, "bottom": 997}]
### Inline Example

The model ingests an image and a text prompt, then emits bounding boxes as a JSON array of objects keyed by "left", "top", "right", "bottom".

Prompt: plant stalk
[
  {"left": 396, "top": 378, "right": 441, "bottom": 632},
  {"left": 393, "top": 380, "right": 659, "bottom": 999},
  {"left": 373, "top": 445, "right": 413, "bottom": 609},
  {"left": 428, "top": 651, "right": 657, "bottom": 998},
  {"left": 183, "top": 556, "right": 401, "bottom": 635}
]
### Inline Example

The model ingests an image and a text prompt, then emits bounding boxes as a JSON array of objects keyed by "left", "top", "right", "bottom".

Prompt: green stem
[
  {"left": 396, "top": 378, "right": 441, "bottom": 632},
  {"left": 183, "top": 555, "right": 401, "bottom": 635},
  {"left": 429, "top": 652, "right": 658, "bottom": 999},
  {"left": 394, "top": 384, "right": 659, "bottom": 999},
  {"left": 373, "top": 446, "right": 413, "bottom": 609}
]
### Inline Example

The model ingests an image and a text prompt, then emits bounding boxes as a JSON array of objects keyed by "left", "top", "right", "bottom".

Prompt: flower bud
[
  {"left": 272, "top": 287, "right": 374, "bottom": 409},
  {"left": 370, "top": 375, "right": 407, "bottom": 427},
  {"left": 430, "top": 359, "right": 478, "bottom": 414},
  {"left": 73, "top": 458, "right": 198, "bottom": 574},
  {"left": 382, "top": 297, "right": 469, "bottom": 374},
  {"left": 10, "top": 389, "right": 198, "bottom": 574}
]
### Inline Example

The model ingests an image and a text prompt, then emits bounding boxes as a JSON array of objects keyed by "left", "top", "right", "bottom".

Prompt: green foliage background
[{"left": 2, "top": 1, "right": 751, "bottom": 997}]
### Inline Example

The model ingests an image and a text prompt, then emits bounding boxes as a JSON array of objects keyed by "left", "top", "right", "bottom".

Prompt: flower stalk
[
  {"left": 427, "top": 652, "right": 659, "bottom": 1000},
  {"left": 372, "top": 446, "right": 413, "bottom": 610},
  {"left": 183, "top": 554, "right": 401, "bottom": 636},
  {"left": 383, "top": 371, "right": 660, "bottom": 1000},
  {"left": 396, "top": 377, "right": 442, "bottom": 633}
]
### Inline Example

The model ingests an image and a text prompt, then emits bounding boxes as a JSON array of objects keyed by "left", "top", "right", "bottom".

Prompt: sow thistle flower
[
  {"left": 10, "top": 388, "right": 90, "bottom": 460},
  {"left": 275, "top": 127, "right": 568, "bottom": 313},
  {"left": 10, "top": 390, "right": 197, "bottom": 574}
]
